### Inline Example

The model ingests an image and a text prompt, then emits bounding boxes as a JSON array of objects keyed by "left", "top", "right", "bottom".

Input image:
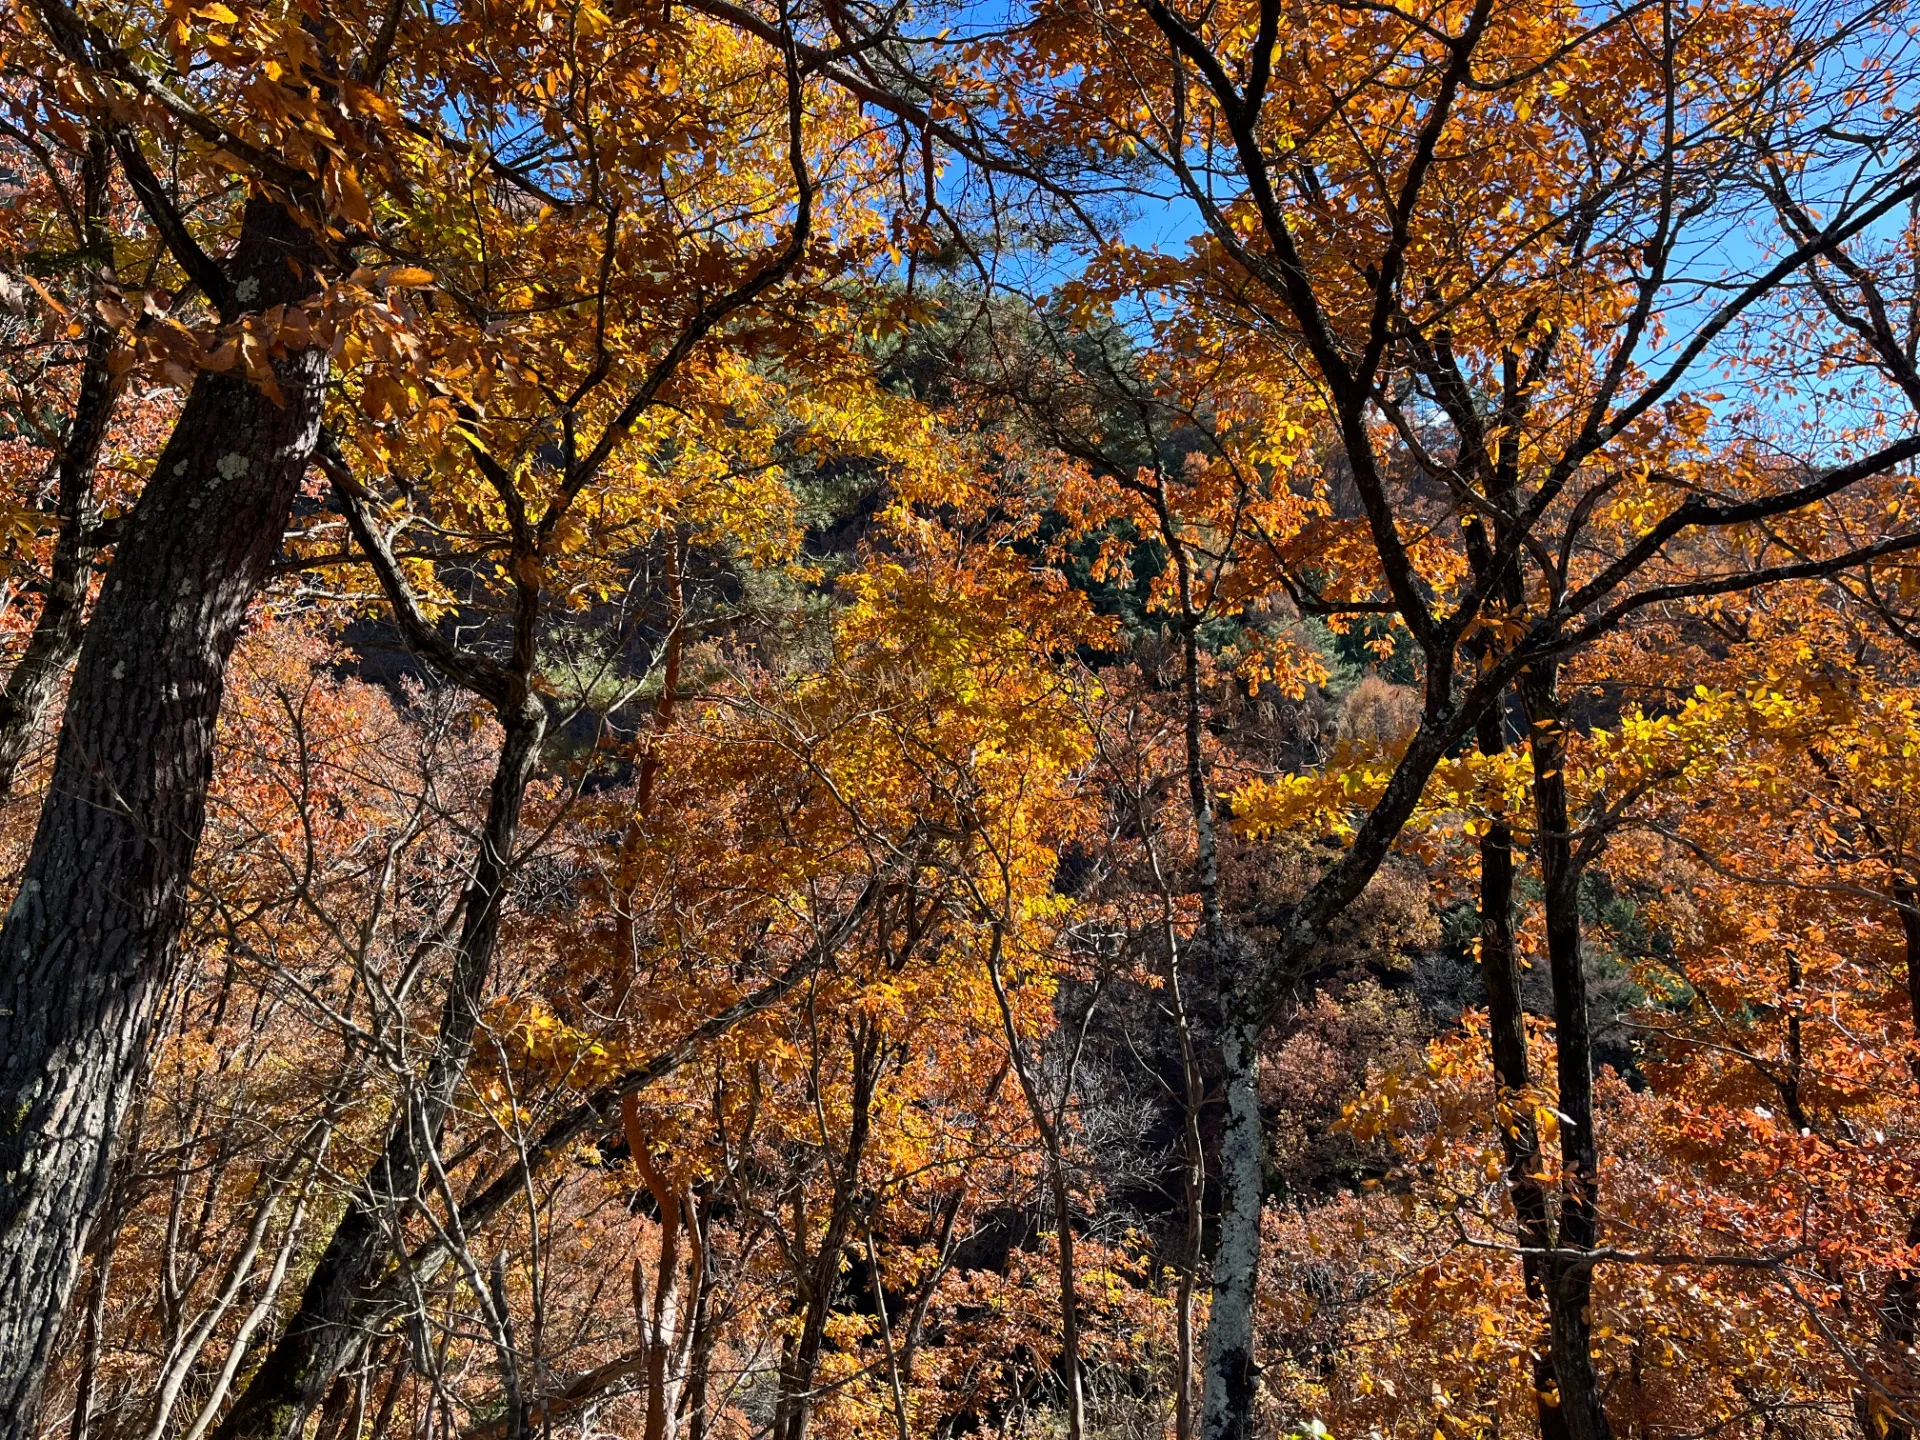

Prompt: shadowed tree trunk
[
  {"left": 0, "top": 134, "right": 121, "bottom": 800},
  {"left": 770, "top": 1026, "right": 879, "bottom": 1440},
  {"left": 1476, "top": 701, "right": 1573, "bottom": 1440},
  {"left": 0, "top": 194, "right": 328, "bottom": 1436},
  {"left": 1863, "top": 884, "right": 1920, "bottom": 1440},
  {"left": 986, "top": 921, "right": 1090, "bottom": 1440},
  {"left": 1523, "top": 666, "right": 1613, "bottom": 1440},
  {"left": 210, "top": 685, "right": 547, "bottom": 1440},
  {"left": 681, "top": 1187, "right": 719, "bottom": 1440}
]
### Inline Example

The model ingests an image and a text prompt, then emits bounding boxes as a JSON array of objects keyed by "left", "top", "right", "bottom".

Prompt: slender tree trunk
[
  {"left": 1864, "top": 886, "right": 1920, "bottom": 1440},
  {"left": 866, "top": 1220, "right": 912, "bottom": 1440},
  {"left": 1476, "top": 705, "right": 1571, "bottom": 1440},
  {"left": 986, "top": 930, "right": 1087, "bottom": 1440},
  {"left": 632, "top": 1213, "right": 684, "bottom": 1440},
  {"left": 770, "top": 1033, "right": 876, "bottom": 1440},
  {"left": 896, "top": 1182, "right": 966, "bottom": 1381},
  {"left": 1042, "top": 1104, "right": 1088, "bottom": 1436},
  {"left": 212, "top": 693, "right": 548, "bottom": 1440},
  {"left": 0, "top": 196, "right": 326, "bottom": 1435},
  {"left": 624, "top": 1096, "right": 694, "bottom": 1440},
  {"left": 1174, "top": 603, "right": 1260, "bottom": 1440},
  {"left": 772, "top": 1261, "right": 840, "bottom": 1440},
  {"left": 1130, "top": 451, "right": 1261, "bottom": 1440},
  {"left": 0, "top": 139, "right": 119, "bottom": 799},
  {"left": 66, "top": 1209, "right": 117, "bottom": 1440},
  {"left": 1170, "top": 936, "right": 1207, "bottom": 1440},
  {"left": 1128, "top": 761, "right": 1207, "bottom": 1440},
  {"left": 682, "top": 1193, "right": 717, "bottom": 1440},
  {"left": 1870, "top": 1210, "right": 1920, "bottom": 1440},
  {"left": 1522, "top": 668, "right": 1612, "bottom": 1440}
]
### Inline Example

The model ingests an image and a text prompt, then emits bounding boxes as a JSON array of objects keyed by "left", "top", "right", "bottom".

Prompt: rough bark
[
  {"left": 1202, "top": 1008, "right": 1264, "bottom": 1440},
  {"left": 211, "top": 692, "right": 547, "bottom": 1440},
  {"left": 1523, "top": 669, "right": 1613, "bottom": 1440},
  {"left": 0, "top": 328, "right": 116, "bottom": 798},
  {"left": 0, "top": 195, "right": 326, "bottom": 1435}
]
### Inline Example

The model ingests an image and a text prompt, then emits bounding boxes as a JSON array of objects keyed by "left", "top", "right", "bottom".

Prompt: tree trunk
[
  {"left": 211, "top": 693, "right": 547, "bottom": 1440},
  {"left": 769, "top": 1031, "right": 876, "bottom": 1440},
  {"left": 1522, "top": 669, "right": 1613, "bottom": 1440},
  {"left": 1202, "top": 1008, "right": 1263, "bottom": 1440},
  {"left": 1043, "top": 1116, "right": 1087, "bottom": 1437},
  {"left": 624, "top": 1097, "right": 694, "bottom": 1440},
  {"left": 772, "top": 1264, "right": 838, "bottom": 1440},
  {"left": 1130, "top": 751, "right": 1207, "bottom": 1440},
  {"left": 1170, "top": 936, "right": 1207, "bottom": 1440},
  {"left": 1159, "top": 588, "right": 1260, "bottom": 1440},
  {"left": 1864, "top": 886, "right": 1920, "bottom": 1440},
  {"left": 65, "top": 1201, "right": 118, "bottom": 1440},
  {"left": 986, "top": 931, "right": 1087, "bottom": 1440},
  {"left": 0, "top": 137, "right": 120, "bottom": 800},
  {"left": 0, "top": 328, "right": 115, "bottom": 798},
  {"left": 682, "top": 1193, "right": 717, "bottom": 1440},
  {"left": 1476, "top": 705, "right": 1571, "bottom": 1440},
  {"left": 0, "top": 195, "right": 326, "bottom": 1436}
]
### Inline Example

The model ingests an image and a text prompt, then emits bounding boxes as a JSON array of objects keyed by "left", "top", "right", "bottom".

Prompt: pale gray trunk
[{"left": 1201, "top": 1011, "right": 1263, "bottom": 1440}]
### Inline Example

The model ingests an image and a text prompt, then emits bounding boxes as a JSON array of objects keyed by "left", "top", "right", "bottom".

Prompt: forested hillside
[{"left": 3, "top": 0, "right": 1920, "bottom": 1436}]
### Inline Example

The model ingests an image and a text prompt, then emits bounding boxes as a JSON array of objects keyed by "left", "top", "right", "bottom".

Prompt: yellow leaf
[
  {"left": 335, "top": 167, "right": 373, "bottom": 230},
  {"left": 377, "top": 265, "right": 435, "bottom": 290},
  {"left": 1534, "top": 1105, "right": 1560, "bottom": 1146}
]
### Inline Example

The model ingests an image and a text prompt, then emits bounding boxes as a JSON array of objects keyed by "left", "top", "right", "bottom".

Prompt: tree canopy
[{"left": 4, "top": 0, "right": 1920, "bottom": 1437}]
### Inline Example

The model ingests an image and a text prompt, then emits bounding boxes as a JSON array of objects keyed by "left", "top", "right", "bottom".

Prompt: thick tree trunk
[
  {"left": 1522, "top": 670, "right": 1613, "bottom": 1440},
  {"left": 211, "top": 693, "right": 547, "bottom": 1440},
  {"left": 0, "top": 196, "right": 326, "bottom": 1435}
]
